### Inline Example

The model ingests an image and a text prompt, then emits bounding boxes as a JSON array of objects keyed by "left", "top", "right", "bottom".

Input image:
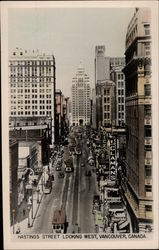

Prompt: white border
[{"left": 1, "top": 1, "right": 159, "bottom": 249}]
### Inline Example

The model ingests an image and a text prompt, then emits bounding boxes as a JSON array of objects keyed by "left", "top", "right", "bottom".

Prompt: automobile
[
  {"left": 56, "top": 166, "right": 61, "bottom": 171},
  {"left": 75, "top": 147, "right": 82, "bottom": 155},
  {"left": 48, "top": 174, "right": 54, "bottom": 182},
  {"left": 85, "top": 170, "right": 91, "bottom": 176},
  {"left": 58, "top": 153, "right": 63, "bottom": 158},
  {"left": 58, "top": 172, "right": 65, "bottom": 178},
  {"left": 89, "top": 159, "right": 94, "bottom": 166},
  {"left": 65, "top": 166, "right": 74, "bottom": 173},
  {"left": 80, "top": 162, "right": 85, "bottom": 167},
  {"left": 57, "top": 159, "right": 63, "bottom": 165},
  {"left": 93, "top": 195, "right": 100, "bottom": 204}
]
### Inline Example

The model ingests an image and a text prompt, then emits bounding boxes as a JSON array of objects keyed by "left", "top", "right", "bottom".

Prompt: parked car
[
  {"left": 56, "top": 166, "right": 61, "bottom": 171},
  {"left": 80, "top": 162, "right": 85, "bottom": 167},
  {"left": 93, "top": 195, "right": 100, "bottom": 204}
]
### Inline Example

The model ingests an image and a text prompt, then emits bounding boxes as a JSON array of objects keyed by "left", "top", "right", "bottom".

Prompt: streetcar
[
  {"left": 52, "top": 209, "right": 67, "bottom": 233},
  {"left": 64, "top": 156, "right": 74, "bottom": 173}
]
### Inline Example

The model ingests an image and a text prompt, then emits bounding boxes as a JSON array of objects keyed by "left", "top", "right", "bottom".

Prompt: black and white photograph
[{"left": 1, "top": 1, "right": 159, "bottom": 249}]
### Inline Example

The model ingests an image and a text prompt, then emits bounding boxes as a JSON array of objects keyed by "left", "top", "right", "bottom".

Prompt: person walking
[{"left": 23, "top": 209, "right": 25, "bottom": 216}]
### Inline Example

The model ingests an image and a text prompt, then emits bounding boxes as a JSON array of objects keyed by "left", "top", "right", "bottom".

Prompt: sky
[{"left": 8, "top": 7, "right": 135, "bottom": 97}]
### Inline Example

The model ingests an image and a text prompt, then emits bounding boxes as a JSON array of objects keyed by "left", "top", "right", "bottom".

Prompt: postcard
[{"left": 1, "top": 1, "right": 159, "bottom": 249}]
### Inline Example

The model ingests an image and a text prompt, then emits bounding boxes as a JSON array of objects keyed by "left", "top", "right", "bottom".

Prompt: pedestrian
[{"left": 23, "top": 209, "right": 25, "bottom": 216}]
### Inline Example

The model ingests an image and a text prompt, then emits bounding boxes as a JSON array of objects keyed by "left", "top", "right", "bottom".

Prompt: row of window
[
  {"left": 104, "top": 89, "right": 110, "bottom": 95},
  {"left": 118, "top": 89, "right": 125, "bottom": 96},
  {"left": 10, "top": 89, "right": 52, "bottom": 93},
  {"left": 10, "top": 76, "right": 53, "bottom": 81},
  {"left": 11, "top": 105, "right": 52, "bottom": 110},
  {"left": 10, "top": 83, "right": 52, "bottom": 88},
  {"left": 10, "top": 60, "right": 53, "bottom": 66},
  {"left": 104, "top": 97, "right": 110, "bottom": 103},
  {"left": 104, "top": 113, "right": 110, "bottom": 119},
  {"left": 104, "top": 105, "right": 110, "bottom": 111},
  {"left": 118, "top": 105, "right": 125, "bottom": 111},
  {"left": 10, "top": 94, "right": 52, "bottom": 99},
  {"left": 118, "top": 112, "right": 125, "bottom": 119},
  {"left": 117, "top": 74, "right": 124, "bottom": 80},
  {"left": 118, "top": 97, "right": 125, "bottom": 103},
  {"left": 118, "top": 82, "right": 124, "bottom": 88},
  {"left": 10, "top": 111, "right": 52, "bottom": 115},
  {"left": 10, "top": 78, "right": 54, "bottom": 83}
]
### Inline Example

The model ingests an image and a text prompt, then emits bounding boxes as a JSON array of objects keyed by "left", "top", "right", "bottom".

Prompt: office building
[
  {"left": 96, "top": 80, "right": 115, "bottom": 129},
  {"left": 71, "top": 63, "right": 91, "bottom": 125},
  {"left": 94, "top": 46, "right": 126, "bottom": 129},
  {"left": 95, "top": 46, "right": 110, "bottom": 84},
  {"left": 122, "top": 8, "right": 152, "bottom": 232},
  {"left": 9, "top": 48, "right": 56, "bottom": 144},
  {"left": 55, "top": 90, "right": 69, "bottom": 144},
  {"left": 111, "top": 66, "right": 126, "bottom": 127}
]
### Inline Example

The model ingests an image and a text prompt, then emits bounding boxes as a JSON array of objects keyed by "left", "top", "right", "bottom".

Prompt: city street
[{"left": 27, "top": 130, "right": 98, "bottom": 234}]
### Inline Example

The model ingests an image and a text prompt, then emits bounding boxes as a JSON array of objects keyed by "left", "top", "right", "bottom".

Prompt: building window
[
  {"left": 144, "top": 105, "right": 151, "bottom": 116},
  {"left": 145, "top": 165, "right": 152, "bottom": 177},
  {"left": 144, "top": 24, "right": 150, "bottom": 36},
  {"left": 144, "top": 84, "right": 151, "bottom": 96},
  {"left": 144, "top": 43, "right": 151, "bottom": 56},
  {"left": 145, "top": 185, "right": 152, "bottom": 197},
  {"left": 145, "top": 125, "right": 151, "bottom": 137},
  {"left": 145, "top": 185, "right": 152, "bottom": 192},
  {"left": 145, "top": 205, "right": 152, "bottom": 212}
]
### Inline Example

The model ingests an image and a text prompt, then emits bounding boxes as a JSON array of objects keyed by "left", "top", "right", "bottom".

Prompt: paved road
[{"left": 28, "top": 127, "right": 98, "bottom": 234}]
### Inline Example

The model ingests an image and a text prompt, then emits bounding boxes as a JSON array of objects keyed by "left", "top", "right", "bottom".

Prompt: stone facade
[{"left": 123, "top": 8, "right": 152, "bottom": 232}]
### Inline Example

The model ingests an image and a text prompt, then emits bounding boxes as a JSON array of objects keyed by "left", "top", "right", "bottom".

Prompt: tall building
[
  {"left": 92, "top": 88, "right": 97, "bottom": 129},
  {"left": 55, "top": 90, "right": 69, "bottom": 144},
  {"left": 122, "top": 8, "right": 152, "bottom": 232},
  {"left": 55, "top": 89, "right": 63, "bottom": 143},
  {"left": 96, "top": 80, "right": 115, "bottom": 129},
  {"left": 71, "top": 63, "right": 91, "bottom": 125},
  {"left": 94, "top": 45, "right": 126, "bottom": 129},
  {"left": 95, "top": 46, "right": 110, "bottom": 84},
  {"left": 111, "top": 66, "right": 126, "bottom": 127},
  {"left": 110, "top": 57, "right": 125, "bottom": 69},
  {"left": 9, "top": 48, "right": 56, "bottom": 144}
]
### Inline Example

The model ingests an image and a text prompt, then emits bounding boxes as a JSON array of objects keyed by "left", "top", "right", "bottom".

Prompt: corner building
[
  {"left": 71, "top": 63, "right": 91, "bottom": 125},
  {"left": 9, "top": 48, "right": 56, "bottom": 144},
  {"left": 123, "top": 8, "right": 152, "bottom": 232}
]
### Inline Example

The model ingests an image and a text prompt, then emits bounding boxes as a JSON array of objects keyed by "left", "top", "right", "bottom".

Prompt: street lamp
[
  {"left": 36, "top": 188, "right": 40, "bottom": 203},
  {"left": 27, "top": 204, "right": 31, "bottom": 228},
  {"left": 12, "top": 209, "right": 15, "bottom": 234}
]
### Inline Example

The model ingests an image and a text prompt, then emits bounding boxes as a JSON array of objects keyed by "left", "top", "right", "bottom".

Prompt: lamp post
[
  {"left": 31, "top": 187, "right": 33, "bottom": 219},
  {"left": 37, "top": 187, "right": 40, "bottom": 203},
  {"left": 27, "top": 205, "right": 31, "bottom": 228},
  {"left": 41, "top": 173, "right": 43, "bottom": 192},
  {"left": 12, "top": 209, "right": 15, "bottom": 234}
]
